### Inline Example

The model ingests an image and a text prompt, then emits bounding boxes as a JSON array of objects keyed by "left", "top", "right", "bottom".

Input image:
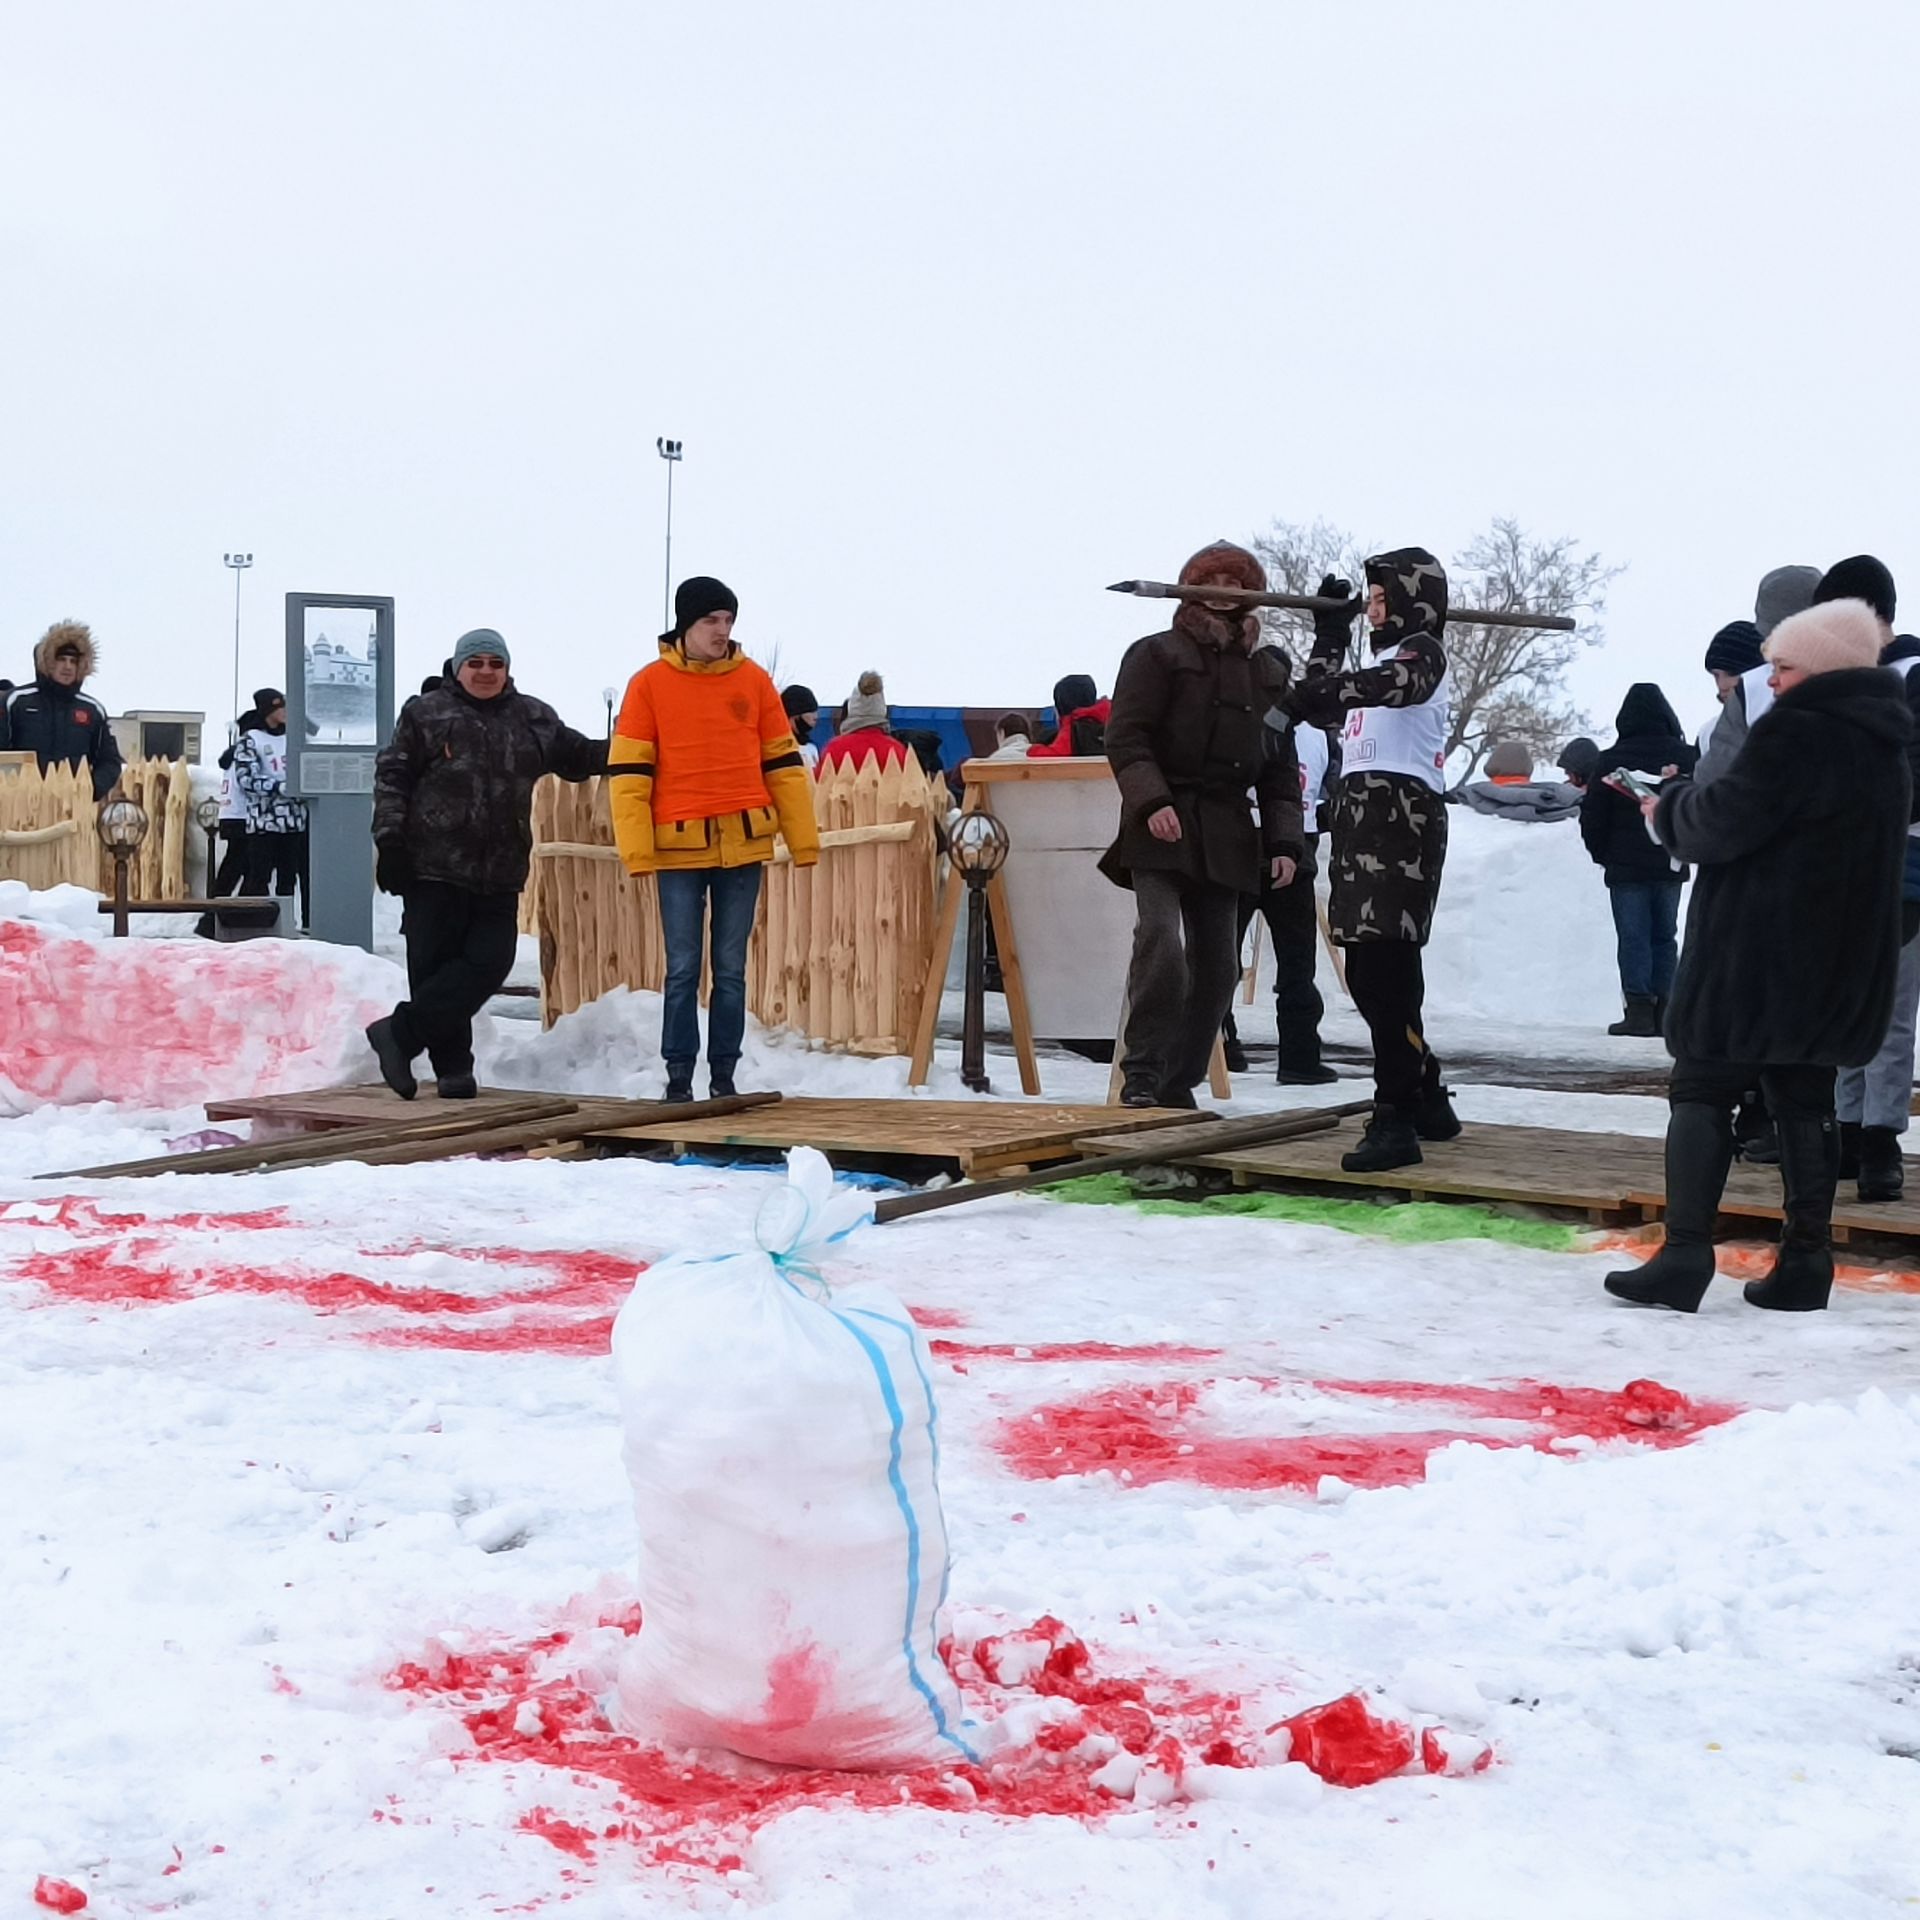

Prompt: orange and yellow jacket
[{"left": 609, "top": 641, "right": 821, "bottom": 874}]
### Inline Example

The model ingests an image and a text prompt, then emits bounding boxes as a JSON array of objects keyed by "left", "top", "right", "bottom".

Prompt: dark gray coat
[
  {"left": 1100, "top": 621, "right": 1302, "bottom": 894},
  {"left": 373, "top": 681, "right": 604, "bottom": 895},
  {"left": 1654, "top": 666, "right": 1912, "bottom": 1066}
]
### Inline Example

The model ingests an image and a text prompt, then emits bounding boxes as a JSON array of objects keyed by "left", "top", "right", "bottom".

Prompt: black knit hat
[
  {"left": 672, "top": 576, "right": 738, "bottom": 637},
  {"left": 780, "top": 683, "right": 818, "bottom": 718},
  {"left": 1557, "top": 736, "right": 1600, "bottom": 782},
  {"left": 1053, "top": 673, "right": 1098, "bottom": 714},
  {"left": 1811, "top": 554, "right": 1897, "bottom": 626},
  {"left": 252, "top": 686, "right": 286, "bottom": 711},
  {"left": 1703, "top": 620, "right": 1764, "bottom": 678}
]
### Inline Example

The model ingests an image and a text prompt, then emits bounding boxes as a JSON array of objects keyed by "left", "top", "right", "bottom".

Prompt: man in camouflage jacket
[
  {"left": 367, "top": 629, "right": 604, "bottom": 1099},
  {"left": 1287, "top": 548, "right": 1460, "bottom": 1170}
]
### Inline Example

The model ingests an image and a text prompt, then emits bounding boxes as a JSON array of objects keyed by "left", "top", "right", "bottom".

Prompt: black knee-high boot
[
  {"left": 1604, "top": 1103, "right": 1732, "bottom": 1311},
  {"left": 1743, "top": 1114, "right": 1838, "bottom": 1312}
]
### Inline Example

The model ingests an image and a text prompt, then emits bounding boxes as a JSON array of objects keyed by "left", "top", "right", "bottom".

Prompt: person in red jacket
[
  {"left": 1029, "top": 673, "right": 1111, "bottom": 758},
  {"left": 818, "top": 670, "right": 910, "bottom": 774}
]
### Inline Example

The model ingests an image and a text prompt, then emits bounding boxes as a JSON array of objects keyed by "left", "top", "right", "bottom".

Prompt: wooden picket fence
[
  {"left": 529, "top": 753, "right": 944, "bottom": 1053},
  {"left": 0, "top": 757, "right": 195, "bottom": 899}
]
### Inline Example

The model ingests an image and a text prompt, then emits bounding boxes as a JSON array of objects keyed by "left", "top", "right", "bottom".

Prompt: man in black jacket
[
  {"left": 366, "top": 629, "right": 605, "bottom": 1099},
  {"left": 1604, "top": 598, "right": 1911, "bottom": 1315},
  {"left": 1102, "top": 542, "right": 1303, "bottom": 1108},
  {"left": 2, "top": 621, "right": 124, "bottom": 800},
  {"left": 1579, "top": 683, "right": 1697, "bottom": 1036}
]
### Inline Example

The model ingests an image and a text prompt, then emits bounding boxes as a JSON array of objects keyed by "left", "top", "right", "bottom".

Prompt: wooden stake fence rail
[
  {"left": 0, "top": 758, "right": 194, "bottom": 897},
  {"left": 527, "top": 755, "right": 943, "bottom": 1056}
]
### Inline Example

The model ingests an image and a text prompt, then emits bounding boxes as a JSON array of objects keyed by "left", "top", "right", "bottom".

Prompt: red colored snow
[
  {"left": 762, "top": 1641, "right": 832, "bottom": 1733},
  {"left": 905, "top": 1306, "right": 968, "bottom": 1329},
  {"left": 0, "top": 919, "right": 388, "bottom": 1108},
  {"left": 929, "top": 1340, "right": 1221, "bottom": 1364},
  {"left": 32, "top": 1878, "right": 88, "bottom": 1914},
  {"left": 1420, "top": 1726, "right": 1493, "bottom": 1776},
  {"left": 1000, "top": 1375, "right": 1738, "bottom": 1491},
  {"left": 385, "top": 1605, "right": 1407, "bottom": 1874},
  {"left": 1276, "top": 1693, "right": 1414, "bottom": 1787}
]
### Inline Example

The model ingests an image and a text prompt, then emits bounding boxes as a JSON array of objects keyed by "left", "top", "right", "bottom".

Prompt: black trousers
[
  {"left": 1229, "top": 835, "right": 1325, "bottom": 1069},
  {"left": 243, "top": 829, "right": 301, "bottom": 902},
  {"left": 393, "top": 881, "right": 520, "bottom": 1078},
  {"left": 211, "top": 822, "right": 249, "bottom": 898},
  {"left": 1670, "top": 1057, "right": 1836, "bottom": 1124},
  {"left": 1343, "top": 939, "right": 1433, "bottom": 1108},
  {"left": 1121, "top": 870, "right": 1242, "bottom": 1094}
]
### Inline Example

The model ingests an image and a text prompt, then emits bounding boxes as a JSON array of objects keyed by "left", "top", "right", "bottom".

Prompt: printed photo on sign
[{"left": 303, "top": 608, "right": 380, "bottom": 746}]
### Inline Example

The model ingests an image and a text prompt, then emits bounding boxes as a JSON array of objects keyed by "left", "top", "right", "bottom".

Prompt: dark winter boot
[
  {"left": 1221, "top": 1030, "right": 1251, "bottom": 1075},
  {"left": 1341, "top": 1105, "right": 1422, "bottom": 1174},
  {"left": 1119, "top": 1075, "right": 1162, "bottom": 1109},
  {"left": 662, "top": 1068, "right": 696, "bottom": 1105},
  {"left": 435, "top": 1073, "right": 478, "bottom": 1100},
  {"left": 365, "top": 1016, "right": 418, "bottom": 1101},
  {"left": 1413, "top": 1057, "right": 1462, "bottom": 1143},
  {"left": 1856, "top": 1126, "right": 1904, "bottom": 1203},
  {"left": 1744, "top": 1114, "right": 1838, "bottom": 1312},
  {"left": 1837, "top": 1119, "right": 1862, "bottom": 1182},
  {"left": 1278, "top": 1060, "right": 1340, "bottom": 1086},
  {"left": 1607, "top": 995, "right": 1661, "bottom": 1038},
  {"left": 1603, "top": 1101, "right": 1732, "bottom": 1312},
  {"left": 1158, "top": 1083, "right": 1199, "bottom": 1111},
  {"left": 709, "top": 1068, "right": 738, "bottom": 1100}
]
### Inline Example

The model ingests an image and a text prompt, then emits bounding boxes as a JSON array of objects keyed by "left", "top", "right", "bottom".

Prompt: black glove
[
  {"left": 1312, "top": 573, "right": 1362, "bottom": 644},
  {"left": 375, "top": 842, "right": 411, "bottom": 896}
]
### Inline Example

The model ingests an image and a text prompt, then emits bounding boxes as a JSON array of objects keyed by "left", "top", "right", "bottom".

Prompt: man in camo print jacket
[{"left": 1286, "top": 547, "right": 1462, "bottom": 1172}]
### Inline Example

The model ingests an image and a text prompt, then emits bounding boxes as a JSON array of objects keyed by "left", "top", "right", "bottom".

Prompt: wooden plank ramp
[
  {"left": 1073, "top": 1115, "right": 1920, "bottom": 1244},
  {"left": 589, "top": 1097, "right": 1206, "bottom": 1176},
  {"left": 205, "top": 1085, "right": 561, "bottom": 1131}
]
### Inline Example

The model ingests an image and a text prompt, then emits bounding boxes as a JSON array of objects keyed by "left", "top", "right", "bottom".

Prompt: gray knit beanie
[
  {"left": 843, "top": 669, "right": 889, "bottom": 732},
  {"left": 1754, "top": 566, "right": 1821, "bottom": 638},
  {"left": 453, "top": 627, "right": 510, "bottom": 670}
]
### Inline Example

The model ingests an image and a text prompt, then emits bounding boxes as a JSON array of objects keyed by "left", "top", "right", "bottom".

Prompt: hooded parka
[
  {"left": 2, "top": 622, "right": 123, "bottom": 800},
  {"left": 1580, "top": 684, "right": 1699, "bottom": 884}
]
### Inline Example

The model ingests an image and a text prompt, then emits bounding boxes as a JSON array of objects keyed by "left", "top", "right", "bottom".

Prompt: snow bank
[{"left": 0, "top": 917, "right": 404, "bottom": 1111}]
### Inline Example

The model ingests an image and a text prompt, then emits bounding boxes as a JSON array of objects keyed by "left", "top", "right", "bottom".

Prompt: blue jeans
[
  {"left": 656, "top": 864, "right": 764, "bottom": 1076},
  {"left": 1609, "top": 880, "right": 1681, "bottom": 1000}
]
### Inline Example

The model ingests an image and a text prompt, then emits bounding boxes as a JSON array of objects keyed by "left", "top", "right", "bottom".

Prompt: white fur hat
[{"left": 1762, "top": 599, "right": 1885, "bottom": 679}]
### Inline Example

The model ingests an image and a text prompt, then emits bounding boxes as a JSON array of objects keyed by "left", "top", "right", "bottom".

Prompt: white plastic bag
[{"left": 611, "top": 1147, "right": 977, "bottom": 1770}]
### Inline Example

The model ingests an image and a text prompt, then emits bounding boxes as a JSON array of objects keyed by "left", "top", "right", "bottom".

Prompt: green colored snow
[{"left": 1046, "top": 1173, "right": 1583, "bottom": 1252}]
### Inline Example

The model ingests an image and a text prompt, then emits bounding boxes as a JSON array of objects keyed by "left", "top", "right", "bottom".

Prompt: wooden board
[
  {"left": 205, "top": 1084, "right": 584, "bottom": 1130},
  {"left": 1075, "top": 1115, "right": 1920, "bottom": 1243},
  {"left": 590, "top": 1096, "right": 1205, "bottom": 1175}
]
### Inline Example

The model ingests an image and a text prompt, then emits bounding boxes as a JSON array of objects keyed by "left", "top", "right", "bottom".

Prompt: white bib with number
[{"left": 1339, "top": 664, "right": 1451, "bottom": 792}]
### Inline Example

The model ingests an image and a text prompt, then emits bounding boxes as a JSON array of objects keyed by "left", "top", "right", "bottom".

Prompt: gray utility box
[{"left": 286, "top": 593, "right": 395, "bottom": 952}]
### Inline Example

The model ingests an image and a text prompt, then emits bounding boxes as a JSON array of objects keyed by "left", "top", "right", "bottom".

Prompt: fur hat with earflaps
[{"left": 34, "top": 620, "right": 96, "bottom": 680}]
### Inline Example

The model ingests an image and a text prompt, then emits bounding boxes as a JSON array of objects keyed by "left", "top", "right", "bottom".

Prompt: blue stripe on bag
[
  {"left": 828, "top": 1307, "right": 979, "bottom": 1763},
  {"left": 845, "top": 1307, "right": 953, "bottom": 1609}
]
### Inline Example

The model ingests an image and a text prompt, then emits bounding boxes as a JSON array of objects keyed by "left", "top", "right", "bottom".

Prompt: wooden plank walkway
[
  {"left": 205, "top": 1084, "right": 562, "bottom": 1130},
  {"left": 590, "top": 1097, "right": 1204, "bottom": 1176},
  {"left": 1074, "top": 1116, "right": 1920, "bottom": 1244}
]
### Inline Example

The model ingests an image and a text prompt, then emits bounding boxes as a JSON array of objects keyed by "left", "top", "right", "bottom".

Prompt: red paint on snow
[
  {"left": 32, "top": 1878, "right": 87, "bottom": 1914},
  {"left": 999, "top": 1376, "right": 1737, "bottom": 1491},
  {"left": 904, "top": 1306, "right": 968, "bottom": 1329},
  {"left": 929, "top": 1340, "right": 1221, "bottom": 1364},
  {"left": 385, "top": 1605, "right": 1430, "bottom": 1875},
  {"left": 362, "top": 1314, "right": 618, "bottom": 1355},
  {"left": 1276, "top": 1694, "right": 1414, "bottom": 1788},
  {"left": 762, "top": 1641, "right": 832, "bottom": 1734}
]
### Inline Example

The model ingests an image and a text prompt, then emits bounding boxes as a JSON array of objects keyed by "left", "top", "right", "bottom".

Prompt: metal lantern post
[
  {"left": 98, "top": 798, "right": 150, "bottom": 938},
  {"left": 223, "top": 552, "right": 253, "bottom": 723},
  {"left": 655, "top": 437, "right": 683, "bottom": 631},
  {"left": 194, "top": 793, "right": 221, "bottom": 893},
  {"left": 948, "top": 809, "right": 1011, "bottom": 1094}
]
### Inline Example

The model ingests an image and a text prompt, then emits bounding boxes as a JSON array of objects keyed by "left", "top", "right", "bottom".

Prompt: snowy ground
[{"left": 7, "top": 818, "right": 1920, "bottom": 1918}]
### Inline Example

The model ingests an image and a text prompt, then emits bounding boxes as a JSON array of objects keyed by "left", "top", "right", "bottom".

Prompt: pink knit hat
[{"left": 1762, "top": 599, "right": 1886, "bottom": 678}]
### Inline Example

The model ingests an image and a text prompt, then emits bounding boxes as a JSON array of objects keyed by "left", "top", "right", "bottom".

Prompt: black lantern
[
  {"left": 194, "top": 793, "right": 221, "bottom": 892},
  {"left": 949, "top": 809, "right": 1011, "bottom": 1094},
  {"left": 98, "top": 798, "right": 150, "bottom": 938}
]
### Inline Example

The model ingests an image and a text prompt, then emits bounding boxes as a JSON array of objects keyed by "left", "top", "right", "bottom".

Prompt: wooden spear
[
  {"left": 872, "top": 1098, "right": 1372, "bottom": 1224},
  {"left": 1108, "top": 580, "right": 1578, "bottom": 633}
]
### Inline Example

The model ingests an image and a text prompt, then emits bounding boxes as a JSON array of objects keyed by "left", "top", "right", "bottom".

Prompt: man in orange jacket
[{"left": 610, "top": 577, "right": 820, "bottom": 1101}]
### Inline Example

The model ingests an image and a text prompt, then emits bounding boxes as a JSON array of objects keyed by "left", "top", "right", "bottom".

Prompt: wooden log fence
[
  {"left": 0, "top": 758, "right": 195, "bottom": 899},
  {"left": 527, "top": 753, "right": 944, "bottom": 1056}
]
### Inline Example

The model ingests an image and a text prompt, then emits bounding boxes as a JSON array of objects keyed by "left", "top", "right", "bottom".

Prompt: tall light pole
[
  {"left": 656, "top": 438, "right": 682, "bottom": 631},
  {"left": 223, "top": 552, "right": 253, "bottom": 730}
]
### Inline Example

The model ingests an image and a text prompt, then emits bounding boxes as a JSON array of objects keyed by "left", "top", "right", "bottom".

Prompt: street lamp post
[
  {"left": 223, "top": 552, "right": 253, "bottom": 726},
  {"left": 99, "top": 798, "right": 150, "bottom": 939},
  {"left": 655, "top": 438, "right": 682, "bottom": 631}
]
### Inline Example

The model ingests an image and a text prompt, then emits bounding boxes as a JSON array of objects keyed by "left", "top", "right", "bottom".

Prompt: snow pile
[{"left": 0, "top": 916, "right": 404, "bottom": 1111}]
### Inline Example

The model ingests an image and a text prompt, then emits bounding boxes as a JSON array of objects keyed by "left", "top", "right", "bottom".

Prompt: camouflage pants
[{"left": 1326, "top": 774, "right": 1447, "bottom": 946}]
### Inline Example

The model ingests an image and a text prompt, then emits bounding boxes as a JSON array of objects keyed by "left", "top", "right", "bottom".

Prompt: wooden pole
[
  {"left": 873, "top": 1099, "right": 1371, "bottom": 1224},
  {"left": 1108, "top": 581, "right": 1579, "bottom": 633}
]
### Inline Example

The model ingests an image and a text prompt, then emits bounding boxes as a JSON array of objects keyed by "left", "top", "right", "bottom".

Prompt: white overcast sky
[{"left": 2, "top": 0, "right": 1915, "bottom": 748}]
